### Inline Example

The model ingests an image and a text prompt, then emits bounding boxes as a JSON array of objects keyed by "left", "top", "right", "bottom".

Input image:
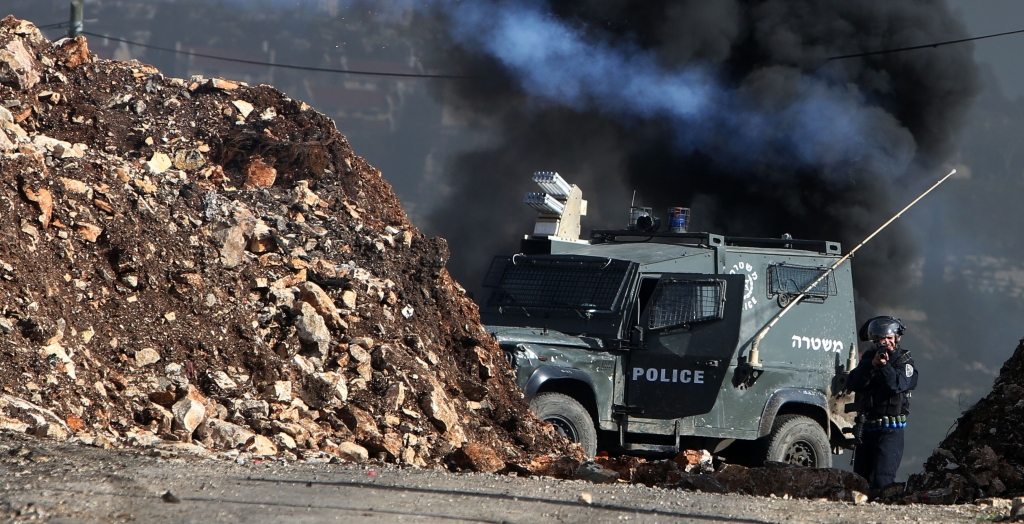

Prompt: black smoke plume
[{"left": 424, "top": 0, "right": 980, "bottom": 314}]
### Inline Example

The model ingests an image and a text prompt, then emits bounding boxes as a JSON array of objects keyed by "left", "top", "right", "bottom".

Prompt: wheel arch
[
  {"left": 757, "top": 388, "right": 829, "bottom": 438},
  {"left": 526, "top": 366, "right": 599, "bottom": 425}
]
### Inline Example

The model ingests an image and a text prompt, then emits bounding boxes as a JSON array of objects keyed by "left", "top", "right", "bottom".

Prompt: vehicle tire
[
  {"left": 763, "top": 414, "right": 831, "bottom": 468},
  {"left": 529, "top": 392, "right": 598, "bottom": 457}
]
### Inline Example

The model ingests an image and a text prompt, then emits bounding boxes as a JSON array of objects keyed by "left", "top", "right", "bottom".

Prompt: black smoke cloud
[{"left": 423, "top": 0, "right": 980, "bottom": 313}]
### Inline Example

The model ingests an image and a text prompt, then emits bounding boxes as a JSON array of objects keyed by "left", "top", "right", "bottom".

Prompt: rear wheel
[
  {"left": 763, "top": 414, "right": 831, "bottom": 468},
  {"left": 529, "top": 392, "right": 598, "bottom": 457}
]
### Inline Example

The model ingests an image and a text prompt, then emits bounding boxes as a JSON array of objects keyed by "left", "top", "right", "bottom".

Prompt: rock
[
  {"left": 420, "top": 377, "right": 466, "bottom": 446},
  {"left": 240, "top": 399, "right": 270, "bottom": 418},
  {"left": 206, "top": 419, "right": 255, "bottom": 449},
  {"left": 712, "top": 463, "right": 869, "bottom": 500},
  {"left": 335, "top": 441, "right": 369, "bottom": 462},
  {"left": 349, "top": 343, "right": 371, "bottom": 364},
  {"left": 513, "top": 454, "right": 581, "bottom": 478},
  {"left": 232, "top": 100, "right": 254, "bottom": 118},
  {"left": 574, "top": 461, "right": 621, "bottom": 484},
  {"left": 146, "top": 152, "right": 173, "bottom": 174},
  {"left": 295, "top": 301, "right": 330, "bottom": 353},
  {"left": 578, "top": 492, "right": 593, "bottom": 504},
  {"left": 670, "top": 473, "right": 729, "bottom": 494},
  {"left": 60, "top": 177, "right": 89, "bottom": 194},
  {"left": 245, "top": 434, "right": 278, "bottom": 456},
  {"left": 65, "top": 414, "right": 86, "bottom": 432},
  {"left": 301, "top": 372, "right": 347, "bottom": 408},
  {"left": 341, "top": 289, "right": 357, "bottom": 309},
  {"left": 143, "top": 402, "right": 174, "bottom": 433},
  {"left": 384, "top": 383, "right": 406, "bottom": 411},
  {"left": 0, "top": 395, "right": 72, "bottom": 441},
  {"left": 171, "top": 397, "right": 206, "bottom": 435},
  {"left": 673, "top": 449, "right": 713, "bottom": 474},
  {"left": 448, "top": 443, "right": 505, "bottom": 473},
  {"left": 274, "top": 432, "right": 297, "bottom": 450},
  {"left": 209, "top": 370, "right": 237, "bottom": 391},
  {"left": 244, "top": 158, "right": 277, "bottom": 189},
  {"left": 292, "top": 180, "right": 321, "bottom": 207},
  {"left": 21, "top": 184, "right": 53, "bottom": 228},
  {"left": 74, "top": 222, "right": 103, "bottom": 242},
  {"left": 135, "top": 348, "right": 161, "bottom": 367},
  {"left": 53, "top": 35, "right": 90, "bottom": 67},
  {"left": 265, "top": 381, "right": 292, "bottom": 402},
  {"left": 0, "top": 38, "right": 41, "bottom": 90},
  {"left": 339, "top": 404, "right": 381, "bottom": 440},
  {"left": 173, "top": 149, "right": 206, "bottom": 171},
  {"left": 0, "top": 126, "right": 14, "bottom": 151},
  {"left": 297, "top": 281, "right": 345, "bottom": 329},
  {"left": 161, "top": 491, "right": 181, "bottom": 504},
  {"left": 248, "top": 220, "right": 277, "bottom": 253},
  {"left": 41, "top": 343, "right": 75, "bottom": 379}
]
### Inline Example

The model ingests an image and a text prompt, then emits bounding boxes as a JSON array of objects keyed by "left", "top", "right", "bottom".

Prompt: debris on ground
[
  {"left": 900, "top": 338, "right": 1024, "bottom": 505},
  {"left": 0, "top": 15, "right": 577, "bottom": 473}
]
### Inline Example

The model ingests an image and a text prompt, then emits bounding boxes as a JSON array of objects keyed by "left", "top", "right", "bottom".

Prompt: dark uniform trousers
[
  {"left": 853, "top": 426, "right": 904, "bottom": 490},
  {"left": 847, "top": 346, "right": 918, "bottom": 491}
]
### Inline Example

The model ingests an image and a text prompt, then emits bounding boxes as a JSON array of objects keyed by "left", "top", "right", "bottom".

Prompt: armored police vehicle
[{"left": 482, "top": 172, "right": 859, "bottom": 467}]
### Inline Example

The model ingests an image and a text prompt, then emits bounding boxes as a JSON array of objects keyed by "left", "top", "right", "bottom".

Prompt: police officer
[{"left": 848, "top": 316, "right": 918, "bottom": 494}]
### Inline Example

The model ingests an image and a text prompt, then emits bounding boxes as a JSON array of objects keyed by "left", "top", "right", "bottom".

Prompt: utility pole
[{"left": 68, "top": 1, "right": 83, "bottom": 38}]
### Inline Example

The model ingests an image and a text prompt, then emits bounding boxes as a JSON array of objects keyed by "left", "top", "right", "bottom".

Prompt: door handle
[{"left": 702, "top": 360, "right": 720, "bottom": 368}]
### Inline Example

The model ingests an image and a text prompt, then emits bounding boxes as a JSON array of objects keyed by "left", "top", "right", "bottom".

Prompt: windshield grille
[{"left": 483, "top": 255, "right": 636, "bottom": 312}]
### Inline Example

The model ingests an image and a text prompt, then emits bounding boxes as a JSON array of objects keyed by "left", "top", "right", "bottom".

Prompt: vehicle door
[{"left": 624, "top": 273, "right": 744, "bottom": 419}]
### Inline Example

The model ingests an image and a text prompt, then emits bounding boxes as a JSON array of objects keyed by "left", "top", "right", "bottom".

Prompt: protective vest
[{"left": 864, "top": 349, "right": 913, "bottom": 417}]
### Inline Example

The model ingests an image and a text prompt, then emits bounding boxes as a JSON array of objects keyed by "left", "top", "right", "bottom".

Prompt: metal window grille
[
  {"left": 766, "top": 263, "right": 837, "bottom": 299},
  {"left": 648, "top": 279, "right": 726, "bottom": 330},
  {"left": 483, "top": 255, "right": 636, "bottom": 311}
]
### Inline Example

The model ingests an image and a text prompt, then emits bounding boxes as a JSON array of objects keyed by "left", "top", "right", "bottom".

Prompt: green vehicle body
[{"left": 481, "top": 230, "right": 859, "bottom": 462}]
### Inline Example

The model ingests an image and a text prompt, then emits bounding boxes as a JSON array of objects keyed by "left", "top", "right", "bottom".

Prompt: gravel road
[{"left": 0, "top": 432, "right": 1001, "bottom": 523}]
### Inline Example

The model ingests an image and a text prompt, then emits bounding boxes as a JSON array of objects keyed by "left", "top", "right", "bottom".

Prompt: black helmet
[{"left": 858, "top": 316, "right": 905, "bottom": 341}]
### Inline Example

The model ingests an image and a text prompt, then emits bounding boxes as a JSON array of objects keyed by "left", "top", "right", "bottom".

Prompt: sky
[{"left": 948, "top": 0, "right": 1024, "bottom": 98}]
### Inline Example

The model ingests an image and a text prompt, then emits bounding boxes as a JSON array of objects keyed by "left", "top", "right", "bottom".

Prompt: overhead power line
[
  {"left": 36, "top": 21, "right": 69, "bottom": 29},
  {"left": 78, "top": 31, "right": 469, "bottom": 79},
  {"left": 829, "top": 27, "right": 1024, "bottom": 60}
]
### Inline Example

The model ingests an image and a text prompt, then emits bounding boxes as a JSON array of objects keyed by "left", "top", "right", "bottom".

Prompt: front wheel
[
  {"left": 529, "top": 392, "right": 598, "bottom": 457},
  {"left": 763, "top": 414, "right": 831, "bottom": 468}
]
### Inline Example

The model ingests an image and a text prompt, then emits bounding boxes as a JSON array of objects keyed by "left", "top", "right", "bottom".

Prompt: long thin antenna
[
  {"left": 745, "top": 168, "right": 958, "bottom": 370},
  {"left": 627, "top": 190, "right": 636, "bottom": 228}
]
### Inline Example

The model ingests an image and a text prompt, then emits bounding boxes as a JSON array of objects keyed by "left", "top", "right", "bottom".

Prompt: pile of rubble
[
  {"left": 900, "top": 339, "right": 1024, "bottom": 504},
  {"left": 0, "top": 15, "right": 578, "bottom": 472}
]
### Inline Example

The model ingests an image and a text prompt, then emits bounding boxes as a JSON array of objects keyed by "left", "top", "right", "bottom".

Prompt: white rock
[
  {"left": 265, "top": 381, "right": 292, "bottom": 402},
  {"left": 146, "top": 151, "right": 172, "bottom": 174},
  {"left": 0, "top": 394, "right": 71, "bottom": 441},
  {"left": 341, "top": 290, "right": 357, "bottom": 309},
  {"left": 207, "top": 419, "right": 255, "bottom": 449},
  {"left": 171, "top": 397, "right": 206, "bottom": 435},
  {"left": 335, "top": 442, "right": 369, "bottom": 462},
  {"left": 295, "top": 301, "right": 330, "bottom": 353},
  {"left": 210, "top": 370, "right": 237, "bottom": 391},
  {"left": 274, "top": 432, "right": 297, "bottom": 450},
  {"left": 135, "top": 347, "right": 161, "bottom": 367},
  {"left": 232, "top": 100, "right": 254, "bottom": 118},
  {"left": 245, "top": 434, "right": 278, "bottom": 456}
]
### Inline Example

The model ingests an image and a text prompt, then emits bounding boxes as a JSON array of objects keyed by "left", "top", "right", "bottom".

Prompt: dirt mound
[
  {"left": 900, "top": 339, "right": 1024, "bottom": 504},
  {"left": 0, "top": 15, "right": 578, "bottom": 471}
]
